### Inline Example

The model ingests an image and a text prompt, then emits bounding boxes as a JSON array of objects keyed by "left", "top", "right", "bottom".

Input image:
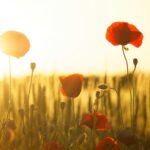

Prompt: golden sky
[{"left": 0, "top": 0, "right": 149, "bottom": 76}]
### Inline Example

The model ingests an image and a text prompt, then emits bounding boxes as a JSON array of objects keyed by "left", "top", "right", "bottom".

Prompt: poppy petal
[
  {"left": 106, "top": 22, "right": 143, "bottom": 47},
  {"left": 96, "top": 137, "right": 120, "bottom": 150},
  {"left": 59, "top": 74, "right": 83, "bottom": 98}
]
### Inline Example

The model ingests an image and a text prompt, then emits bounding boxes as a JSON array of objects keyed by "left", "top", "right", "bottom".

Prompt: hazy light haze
[{"left": 0, "top": 0, "right": 149, "bottom": 76}]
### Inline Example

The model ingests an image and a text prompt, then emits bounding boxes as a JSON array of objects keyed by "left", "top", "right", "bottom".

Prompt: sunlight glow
[{"left": 0, "top": 0, "right": 149, "bottom": 77}]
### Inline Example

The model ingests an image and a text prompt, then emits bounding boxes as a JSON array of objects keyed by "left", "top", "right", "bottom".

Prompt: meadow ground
[{"left": 0, "top": 72, "right": 149, "bottom": 150}]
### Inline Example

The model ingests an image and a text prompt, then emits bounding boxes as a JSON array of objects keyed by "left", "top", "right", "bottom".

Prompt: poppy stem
[
  {"left": 28, "top": 70, "right": 34, "bottom": 102},
  {"left": 110, "top": 87, "right": 124, "bottom": 127},
  {"left": 121, "top": 46, "right": 133, "bottom": 128},
  {"left": 72, "top": 98, "right": 75, "bottom": 122},
  {"left": 131, "top": 66, "right": 137, "bottom": 130},
  {"left": 8, "top": 56, "right": 12, "bottom": 118}
]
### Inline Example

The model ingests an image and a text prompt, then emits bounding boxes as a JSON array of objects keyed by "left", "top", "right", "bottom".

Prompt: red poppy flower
[
  {"left": 96, "top": 137, "right": 120, "bottom": 150},
  {"left": 80, "top": 112, "right": 110, "bottom": 130},
  {"left": 116, "top": 128, "right": 137, "bottom": 146},
  {"left": 42, "top": 141, "right": 64, "bottom": 150},
  {"left": 106, "top": 22, "right": 143, "bottom": 47},
  {"left": 59, "top": 74, "right": 83, "bottom": 98},
  {"left": 0, "top": 31, "right": 30, "bottom": 58}
]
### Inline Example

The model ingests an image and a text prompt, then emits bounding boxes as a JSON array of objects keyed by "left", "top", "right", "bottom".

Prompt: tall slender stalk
[
  {"left": 72, "top": 98, "right": 75, "bottom": 123},
  {"left": 28, "top": 70, "right": 34, "bottom": 102},
  {"left": 8, "top": 56, "right": 12, "bottom": 108},
  {"left": 28, "top": 63, "right": 36, "bottom": 102},
  {"left": 121, "top": 46, "right": 133, "bottom": 128}
]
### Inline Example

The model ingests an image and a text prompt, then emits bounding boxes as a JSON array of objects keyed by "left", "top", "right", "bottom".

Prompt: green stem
[
  {"left": 132, "top": 67, "right": 136, "bottom": 130},
  {"left": 28, "top": 70, "right": 34, "bottom": 101},
  {"left": 122, "top": 46, "right": 133, "bottom": 128},
  {"left": 110, "top": 87, "right": 124, "bottom": 127},
  {"left": 72, "top": 98, "right": 75, "bottom": 122},
  {"left": 9, "top": 56, "right": 12, "bottom": 109}
]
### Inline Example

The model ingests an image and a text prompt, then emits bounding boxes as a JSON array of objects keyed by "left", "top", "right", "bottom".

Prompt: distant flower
[
  {"left": 0, "top": 31, "right": 30, "bottom": 58},
  {"left": 80, "top": 112, "right": 110, "bottom": 130},
  {"left": 106, "top": 22, "right": 143, "bottom": 48},
  {"left": 116, "top": 128, "right": 137, "bottom": 146},
  {"left": 96, "top": 137, "right": 120, "bottom": 150},
  {"left": 59, "top": 74, "right": 83, "bottom": 98},
  {"left": 42, "top": 141, "right": 64, "bottom": 150}
]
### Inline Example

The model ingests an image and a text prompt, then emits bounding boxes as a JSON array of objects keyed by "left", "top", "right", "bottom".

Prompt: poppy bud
[
  {"left": 60, "top": 102, "right": 66, "bottom": 110},
  {"left": 30, "top": 62, "right": 36, "bottom": 71},
  {"left": 133, "top": 58, "right": 138, "bottom": 67},
  {"left": 98, "top": 84, "right": 108, "bottom": 90}
]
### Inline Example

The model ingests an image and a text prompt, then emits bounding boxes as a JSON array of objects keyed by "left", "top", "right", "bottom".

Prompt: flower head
[
  {"left": 59, "top": 73, "right": 83, "bottom": 98},
  {"left": 116, "top": 128, "right": 137, "bottom": 146},
  {"left": 96, "top": 137, "right": 120, "bottom": 150},
  {"left": 106, "top": 22, "right": 143, "bottom": 47},
  {"left": 0, "top": 31, "right": 30, "bottom": 58},
  {"left": 80, "top": 112, "right": 110, "bottom": 130}
]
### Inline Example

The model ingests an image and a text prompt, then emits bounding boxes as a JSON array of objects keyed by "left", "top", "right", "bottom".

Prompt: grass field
[{"left": 0, "top": 72, "right": 149, "bottom": 150}]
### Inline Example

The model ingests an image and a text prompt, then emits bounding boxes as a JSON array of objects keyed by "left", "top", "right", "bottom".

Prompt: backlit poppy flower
[
  {"left": 42, "top": 141, "right": 64, "bottom": 150},
  {"left": 106, "top": 22, "right": 143, "bottom": 47},
  {"left": 96, "top": 137, "right": 120, "bottom": 150},
  {"left": 116, "top": 128, "right": 137, "bottom": 146},
  {"left": 59, "top": 73, "right": 83, "bottom": 98},
  {"left": 80, "top": 112, "right": 110, "bottom": 130},
  {"left": 0, "top": 31, "right": 30, "bottom": 58}
]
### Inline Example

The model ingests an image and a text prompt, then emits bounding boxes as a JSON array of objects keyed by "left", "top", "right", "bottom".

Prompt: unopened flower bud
[
  {"left": 61, "top": 102, "right": 66, "bottom": 110},
  {"left": 30, "top": 62, "right": 36, "bottom": 71},
  {"left": 98, "top": 84, "right": 108, "bottom": 90},
  {"left": 133, "top": 58, "right": 138, "bottom": 67}
]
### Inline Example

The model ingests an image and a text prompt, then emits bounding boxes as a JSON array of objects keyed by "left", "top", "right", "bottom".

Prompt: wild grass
[{"left": 0, "top": 72, "right": 150, "bottom": 150}]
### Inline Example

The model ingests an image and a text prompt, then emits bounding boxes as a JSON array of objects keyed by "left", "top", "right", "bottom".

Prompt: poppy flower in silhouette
[
  {"left": 0, "top": 31, "right": 30, "bottom": 58},
  {"left": 80, "top": 112, "right": 110, "bottom": 130},
  {"left": 59, "top": 74, "right": 83, "bottom": 98},
  {"left": 42, "top": 141, "right": 64, "bottom": 150},
  {"left": 106, "top": 22, "right": 143, "bottom": 47},
  {"left": 96, "top": 137, "right": 120, "bottom": 150},
  {"left": 116, "top": 128, "right": 137, "bottom": 146}
]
